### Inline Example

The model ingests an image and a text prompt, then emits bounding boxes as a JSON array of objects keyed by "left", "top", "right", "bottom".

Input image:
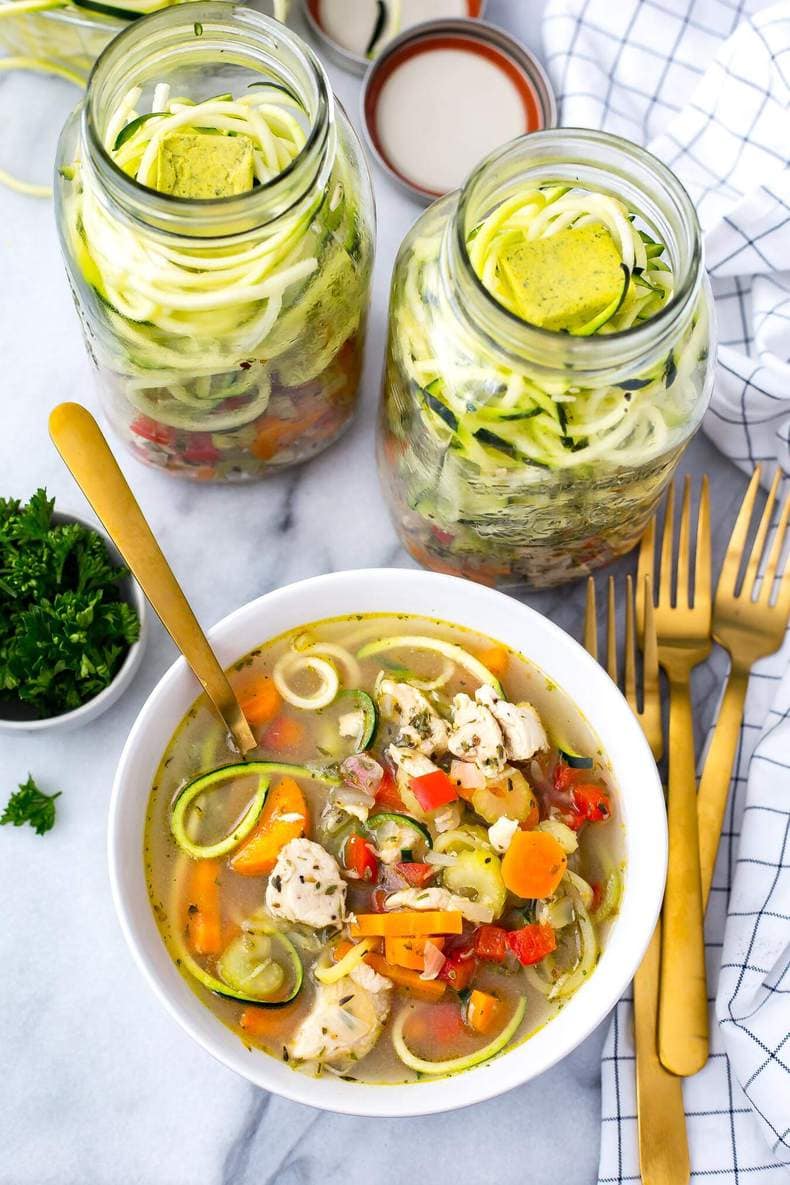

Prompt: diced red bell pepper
[
  {"left": 438, "top": 948, "right": 478, "bottom": 992},
  {"left": 344, "top": 834, "right": 379, "bottom": 883},
  {"left": 571, "top": 783, "right": 612, "bottom": 824},
  {"left": 375, "top": 768, "right": 404, "bottom": 812},
  {"left": 409, "top": 770, "right": 458, "bottom": 812},
  {"left": 472, "top": 924, "right": 509, "bottom": 964},
  {"left": 371, "top": 887, "right": 389, "bottom": 913},
  {"left": 395, "top": 861, "right": 436, "bottom": 888},
  {"left": 506, "top": 922, "right": 557, "bottom": 966},
  {"left": 131, "top": 416, "right": 175, "bottom": 446}
]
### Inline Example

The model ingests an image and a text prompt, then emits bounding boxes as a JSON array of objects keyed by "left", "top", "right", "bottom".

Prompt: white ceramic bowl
[
  {"left": 0, "top": 510, "right": 148, "bottom": 735},
  {"left": 109, "top": 568, "right": 666, "bottom": 1117}
]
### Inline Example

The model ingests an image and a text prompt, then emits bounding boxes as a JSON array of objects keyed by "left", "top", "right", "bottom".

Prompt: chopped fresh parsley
[
  {"left": 1, "top": 774, "right": 61, "bottom": 836},
  {"left": 0, "top": 489, "right": 140, "bottom": 717}
]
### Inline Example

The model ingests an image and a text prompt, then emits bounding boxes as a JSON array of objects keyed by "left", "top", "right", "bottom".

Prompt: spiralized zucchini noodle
[
  {"left": 273, "top": 650, "right": 340, "bottom": 710},
  {"left": 524, "top": 877, "right": 599, "bottom": 1001},
  {"left": 396, "top": 185, "right": 706, "bottom": 473},
  {"left": 59, "top": 74, "right": 371, "bottom": 475},
  {"left": 382, "top": 179, "right": 710, "bottom": 585},
  {"left": 0, "top": 4, "right": 290, "bottom": 196}
]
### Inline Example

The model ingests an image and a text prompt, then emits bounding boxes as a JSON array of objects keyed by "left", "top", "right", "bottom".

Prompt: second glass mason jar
[
  {"left": 378, "top": 130, "right": 714, "bottom": 588},
  {"left": 55, "top": 3, "right": 374, "bottom": 481}
]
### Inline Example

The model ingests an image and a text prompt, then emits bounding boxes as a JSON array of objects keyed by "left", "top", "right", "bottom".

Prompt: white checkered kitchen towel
[{"left": 542, "top": 1, "right": 790, "bottom": 1181}]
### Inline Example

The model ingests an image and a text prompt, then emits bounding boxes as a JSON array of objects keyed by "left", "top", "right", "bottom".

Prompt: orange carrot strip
[
  {"left": 365, "top": 954, "right": 446, "bottom": 1001},
  {"left": 502, "top": 830, "right": 567, "bottom": 899},
  {"left": 384, "top": 935, "right": 445, "bottom": 971},
  {"left": 186, "top": 860, "right": 222, "bottom": 955},
  {"left": 239, "top": 677, "right": 282, "bottom": 727},
  {"left": 350, "top": 910, "right": 463, "bottom": 939},
  {"left": 262, "top": 716, "right": 306, "bottom": 753},
  {"left": 466, "top": 989, "right": 505, "bottom": 1035},
  {"left": 239, "top": 1005, "right": 297, "bottom": 1039},
  {"left": 231, "top": 777, "right": 309, "bottom": 877}
]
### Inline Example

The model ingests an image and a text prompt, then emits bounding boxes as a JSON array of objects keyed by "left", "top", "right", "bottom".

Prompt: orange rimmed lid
[{"left": 361, "top": 19, "right": 557, "bottom": 202}]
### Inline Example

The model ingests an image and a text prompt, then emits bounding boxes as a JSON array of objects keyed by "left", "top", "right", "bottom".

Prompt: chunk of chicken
[
  {"left": 433, "top": 801, "right": 463, "bottom": 834},
  {"left": 447, "top": 693, "right": 506, "bottom": 775},
  {"left": 265, "top": 838, "right": 346, "bottom": 930},
  {"left": 377, "top": 679, "right": 449, "bottom": 756},
  {"left": 476, "top": 685, "right": 548, "bottom": 761},
  {"left": 330, "top": 784, "right": 374, "bottom": 824},
  {"left": 488, "top": 815, "right": 519, "bottom": 854},
  {"left": 350, "top": 961, "right": 392, "bottom": 993},
  {"left": 384, "top": 886, "right": 494, "bottom": 926},
  {"left": 288, "top": 974, "right": 390, "bottom": 1067}
]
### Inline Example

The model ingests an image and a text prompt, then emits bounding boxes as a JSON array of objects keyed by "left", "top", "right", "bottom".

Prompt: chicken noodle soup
[{"left": 145, "top": 615, "right": 624, "bottom": 1082}]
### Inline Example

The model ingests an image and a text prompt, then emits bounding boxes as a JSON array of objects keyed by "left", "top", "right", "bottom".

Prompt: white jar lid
[{"left": 361, "top": 19, "right": 557, "bottom": 203}]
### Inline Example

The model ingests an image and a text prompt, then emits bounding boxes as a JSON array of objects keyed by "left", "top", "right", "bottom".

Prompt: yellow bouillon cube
[
  {"left": 499, "top": 223, "right": 625, "bottom": 332},
  {"left": 155, "top": 132, "right": 255, "bottom": 198}
]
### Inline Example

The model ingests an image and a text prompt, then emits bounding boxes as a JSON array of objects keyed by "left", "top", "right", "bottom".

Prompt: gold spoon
[{"left": 49, "top": 402, "right": 257, "bottom": 755}]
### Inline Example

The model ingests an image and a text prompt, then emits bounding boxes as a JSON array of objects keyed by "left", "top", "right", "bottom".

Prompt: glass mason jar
[
  {"left": 378, "top": 130, "right": 714, "bottom": 588},
  {"left": 54, "top": 3, "right": 374, "bottom": 481}
]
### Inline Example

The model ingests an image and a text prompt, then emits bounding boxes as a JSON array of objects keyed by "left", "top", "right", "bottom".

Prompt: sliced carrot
[
  {"left": 466, "top": 989, "right": 505, "bottom": 1035},
  {"left": 230, "top": 777, "right": 309, "bottom": 876},
  {"left": 239, "top": 677, "right": 282, "bottom": 727},
  {"left": 384, "top": 935, "right": 445, "bottom": 972},
  {"left": 477, "top": 645, "right": 509, "bottom": 679},
  {"left": 239, "top": 1004, "right": 298, "bottom": 1039},
  {"left": 365, "top": 954, "right": 446, "bottom": 1001},
  {"left": 350, "top": 910, "right": 463, "bottom": 939},
  {"left": 186, "top": 859, "right": 222, "bottom": 955},
  {"left": 261, "top": 716, "right": 306, "bottom": 753},
  {"left": 251, "top": 406, "right": 327, "bottom": 461},
  {"left": 501, "top": 830, "right": 567, "bottom": 899}
]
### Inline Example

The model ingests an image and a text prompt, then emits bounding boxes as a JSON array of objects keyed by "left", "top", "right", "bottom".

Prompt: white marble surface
[{"left": 0, "top": 4, "right": 749, "bottom": 1183}]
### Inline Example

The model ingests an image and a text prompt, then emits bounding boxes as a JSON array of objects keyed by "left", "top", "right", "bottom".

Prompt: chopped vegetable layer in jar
[
  {"left": 379, "top": 140, "right": 713, "bottom": 588},
  {"left": 145, "top": 612, "right": 624, "bottom": 1083},
  {"left": 57, "top": 41, "right": 373, "bottom": 481}
]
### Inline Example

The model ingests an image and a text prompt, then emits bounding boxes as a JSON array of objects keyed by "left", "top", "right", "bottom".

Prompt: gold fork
[
  {"left": 698, "top": 467, "right": 790, "bottom": 904},
  {"left": 585, "top": 577, "right": 689, "bottom": 1185},
  {"left": 638, "top": 476, "right": 711, "bottom": 1077}
]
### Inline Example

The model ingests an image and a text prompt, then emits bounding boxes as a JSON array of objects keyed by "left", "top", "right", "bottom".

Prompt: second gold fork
[
  {"left": 586, "top": 576, "right": 689, "bottom": 1185},
  {"left": 639, "top": 476, "right": 711, "bottom": 1077}
]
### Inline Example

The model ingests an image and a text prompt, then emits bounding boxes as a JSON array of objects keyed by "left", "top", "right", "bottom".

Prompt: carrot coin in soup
[{"left": 145, "top": 614, "right": 624, "bottom": 1083}]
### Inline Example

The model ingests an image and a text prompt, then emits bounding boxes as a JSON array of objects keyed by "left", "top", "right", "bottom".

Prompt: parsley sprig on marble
[
  {"left": 0, "top": 489, "right": 139, "bottom": 717},
  {"left": 1, "top": 775, "right": 61, "bottom": 836}
]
